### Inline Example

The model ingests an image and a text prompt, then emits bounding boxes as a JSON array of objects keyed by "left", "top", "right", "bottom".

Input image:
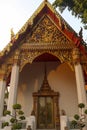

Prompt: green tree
[
  {"left": 53, "top": 0, "right": 87, "bottom": 29},
  {"left": 71, "top": 103, "right": 87, "bottom": 130},
  {"left": 3, "top": 104, "right": 25, "bottom": 129}
]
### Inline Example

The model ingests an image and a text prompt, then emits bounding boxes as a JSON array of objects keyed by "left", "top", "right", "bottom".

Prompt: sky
[{"left": 0, "top": 0, "right": 87, "bottom": 51}]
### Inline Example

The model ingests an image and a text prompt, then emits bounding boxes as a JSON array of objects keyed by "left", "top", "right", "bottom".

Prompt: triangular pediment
[{"left": 25, "top": 15, "right": 73, "bottom": 46}]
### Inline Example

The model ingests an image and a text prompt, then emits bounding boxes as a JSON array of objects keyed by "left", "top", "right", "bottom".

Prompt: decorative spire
[
  {"left": 44, "top": 63, "right": 47, "bottom": 80},
  {"left": 40, "top": 63, "right": 51, "bottom": 91}
]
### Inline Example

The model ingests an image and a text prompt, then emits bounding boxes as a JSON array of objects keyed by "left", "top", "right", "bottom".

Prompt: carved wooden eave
[
  {"left": 19, "top": 42, "right": 73, "bottom": 71},
  {"left": 0, "top": 0, "right": 87, "bottom": 75}
]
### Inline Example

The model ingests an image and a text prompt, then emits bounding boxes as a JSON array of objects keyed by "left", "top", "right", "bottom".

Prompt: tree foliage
[{"left": 53, "top": 0, "right": 87, "bottom": 28}]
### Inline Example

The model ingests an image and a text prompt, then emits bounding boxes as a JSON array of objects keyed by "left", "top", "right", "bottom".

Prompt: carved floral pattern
[
  {"left": 26, "top": 15, "right": 71, "bottom": 44},
  {"left": 19, "top": 49, "right": 73, "bottom": 71}
]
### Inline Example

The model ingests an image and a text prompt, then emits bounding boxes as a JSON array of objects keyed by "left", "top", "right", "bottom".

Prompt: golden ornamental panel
[
  {"left": 0, "top": 64, "right": 7, "bottom": 81},
  {"left": 25, "top": 15, "right": 72, "bottom": 45},
  {"left": 19, "top": 48, "right": 73, "bottom": 72},
  {"left": 2, "top": 49, "right": 20, "bottom": 78}
]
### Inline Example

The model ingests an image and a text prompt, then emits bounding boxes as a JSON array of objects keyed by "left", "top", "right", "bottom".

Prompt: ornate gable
[{"left": 25, "top": 15, "right": 73, "bottom": 46}]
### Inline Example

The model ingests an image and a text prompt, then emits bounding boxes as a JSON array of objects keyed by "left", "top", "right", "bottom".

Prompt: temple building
[{"left": 0, "top": 0, "right": 87, "bottom": 130}]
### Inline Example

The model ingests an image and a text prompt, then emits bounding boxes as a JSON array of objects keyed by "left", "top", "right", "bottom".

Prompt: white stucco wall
[{"left": 17, "top": 62, "right": 78, "bottom": 117}]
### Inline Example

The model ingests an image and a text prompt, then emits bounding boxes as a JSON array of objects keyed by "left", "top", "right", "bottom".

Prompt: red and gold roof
[{"left": 0, "top": 0, "right": 87, "bottom": 68}]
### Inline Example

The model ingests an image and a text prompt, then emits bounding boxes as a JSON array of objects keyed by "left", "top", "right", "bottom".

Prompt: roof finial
[
  {"left": 10, "top": 28, "right": 15, "bottom": 40},
  {"left": 79, "top": 27, "right": 83, "bottom": 38},
  {"left": 44, "top": 0, "right": 47, "bottom": 2}
]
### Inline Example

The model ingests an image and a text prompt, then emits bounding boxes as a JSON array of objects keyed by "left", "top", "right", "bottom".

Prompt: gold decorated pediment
[{"left": 25, "top": 15, "right": 74, "bottom": 47}]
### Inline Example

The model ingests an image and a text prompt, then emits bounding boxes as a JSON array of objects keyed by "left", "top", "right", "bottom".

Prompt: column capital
[
  {"left": 13, "top": 50, "right": 20, "bottom": 65},
  {"left": 0, "top": 64, "right": 7, "bottom": 81},
  {"left": 72, "top": 47, "right": 80, "bottom": 65}
]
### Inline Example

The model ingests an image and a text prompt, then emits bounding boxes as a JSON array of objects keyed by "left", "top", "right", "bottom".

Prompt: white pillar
[
  {"left": 72, "top": 48, "right": 87, "bottom": 130},
  {"left": 72, "top": 48, "right": 87, "bottom": 105},
  {"left": 7, "top": 64, "right": 19, "bottom": 114},
  {"left": 0, "top": 65, "right": 7, "bottom": 128},
  {"left": 0, "top": 80, "right": 6, "bottom": 117},
  {"left": 74, "top": 63, "right": 87, "bottom": 104}
]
